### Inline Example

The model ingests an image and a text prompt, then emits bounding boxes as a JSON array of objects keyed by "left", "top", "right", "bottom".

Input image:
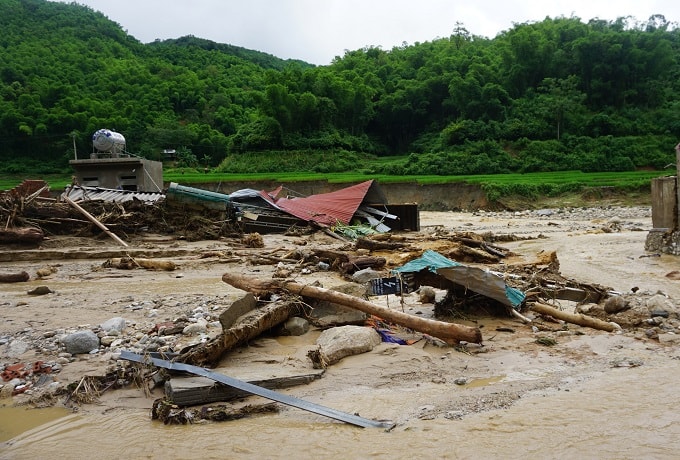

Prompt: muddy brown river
[
  {"left": 4, "top": 356, "right": 680, "bottom": 459},
  {"left": 2, "top": 207, "right": 680, "bottom": 459}
]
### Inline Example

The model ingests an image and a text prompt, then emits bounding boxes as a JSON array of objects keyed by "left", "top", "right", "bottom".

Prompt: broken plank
[
  {"left": 166, "top": 369, "right": 325, "bottom": 406},
  {"left": 120, "top": 350, "right": 393, "bottom": 429}
]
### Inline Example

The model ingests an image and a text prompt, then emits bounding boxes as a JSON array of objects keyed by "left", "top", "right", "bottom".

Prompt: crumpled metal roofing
[
  {"left": 265, "top": 180, "right": 386, "bottom": 227},
  {"left": 61, "top": 186, "right": 165, "bottom": 204}
]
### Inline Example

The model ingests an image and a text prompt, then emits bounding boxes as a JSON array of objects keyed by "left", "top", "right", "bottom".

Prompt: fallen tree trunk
[
  {"left": 0, "top": 271, "right": 30, "bottom": 283},
  {"left": 0, "top": 227, "right": 44, "bottom": 245},
  {"left": 177, "top": 298, "right": 300, "bottom": 367},
  {"left": 103, "top": 257, "right": 177, "bottom": 271},
  {"left": 221, "top": 272, "right": 483, "bottom": 345},
  {"left": 530, "top": 302, "right": 618, "bottom": 332}
]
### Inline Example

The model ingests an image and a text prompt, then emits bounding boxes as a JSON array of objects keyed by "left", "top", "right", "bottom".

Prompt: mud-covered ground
[{"left": 3, "top": 205, "right": 680, "bottom": 458}]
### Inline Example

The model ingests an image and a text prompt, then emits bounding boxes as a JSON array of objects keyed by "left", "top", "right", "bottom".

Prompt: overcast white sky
[{"left": 56, "top": 0, "right": 679, "bottom": 65}]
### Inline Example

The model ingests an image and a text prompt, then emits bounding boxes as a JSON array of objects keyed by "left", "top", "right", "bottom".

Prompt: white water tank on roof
[{"left": 92, "top": 129, "right": 126, "bottom": 153}]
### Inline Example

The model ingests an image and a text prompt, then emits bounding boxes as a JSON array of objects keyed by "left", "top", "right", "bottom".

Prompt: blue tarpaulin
[{"left": 392, "top": 250, "right": 525, "bottom": 309}]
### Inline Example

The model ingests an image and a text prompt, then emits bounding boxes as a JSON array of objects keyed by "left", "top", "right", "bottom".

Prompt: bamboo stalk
[{"left": 63, "top": 196, "right": 128, "bottom": 247}]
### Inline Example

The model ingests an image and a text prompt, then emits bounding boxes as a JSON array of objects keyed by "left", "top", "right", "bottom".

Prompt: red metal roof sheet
[{"left": 272, "top": 180, "right": 377, "bottom": 227}]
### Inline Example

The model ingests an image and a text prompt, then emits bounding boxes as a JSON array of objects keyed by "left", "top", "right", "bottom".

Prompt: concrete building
[{"left": 69, "top": 155, "right": 163, "bottom": 192}]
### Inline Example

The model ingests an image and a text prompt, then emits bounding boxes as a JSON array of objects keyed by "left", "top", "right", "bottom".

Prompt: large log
[
  {"left": 530, "top": 302, "right": 618, "bottom": 332},
  {"left": 0, "top": 271, "right": 30, "bottom": 283},
  {"left": 221, "top": 272, "right": 483, "bottom": 345},
  {"left": 177, "top": 298, "right": 300, "bottom": 367},
  {"left": 0, "top": 227, "right": 44, "bottom": 245}
]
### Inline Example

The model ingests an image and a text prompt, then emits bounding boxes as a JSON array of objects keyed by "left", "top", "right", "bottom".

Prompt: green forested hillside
[{"left": 1, "top": 0, "right": 679, "bottom": 176}]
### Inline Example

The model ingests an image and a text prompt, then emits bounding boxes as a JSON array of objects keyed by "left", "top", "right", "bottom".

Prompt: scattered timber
[
  {"left": 530, "top": 302, "right": 618, "bottom": 332},
  {"left": 0, "top": 227, "right": 44, "bottom": 245},
  {"left": 221, "top": 272, "right": 484, "bottom": 345},
  {"left": 0, "top": 271, "right": 30, "bottom": 283}
]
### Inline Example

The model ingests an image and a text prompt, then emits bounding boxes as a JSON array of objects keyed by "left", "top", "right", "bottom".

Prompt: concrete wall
[
  {"left": 646, "top": 175, "right": 679, "bottom": 255},
  {"left": 651, "top": 176, "right": 677, "bottom": 230}
]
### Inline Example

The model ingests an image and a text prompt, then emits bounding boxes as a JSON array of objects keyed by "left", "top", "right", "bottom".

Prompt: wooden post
[{"left": 63, "top": 196, "right": 128, "bottom": 247}]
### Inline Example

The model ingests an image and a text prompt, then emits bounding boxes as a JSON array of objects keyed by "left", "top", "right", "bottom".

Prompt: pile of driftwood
[
  {"left": 0, "top": 185, "right": 244, "bottom": 246},
  {"left": 169, "top": 228, "right": 617, "bottom": 369}
]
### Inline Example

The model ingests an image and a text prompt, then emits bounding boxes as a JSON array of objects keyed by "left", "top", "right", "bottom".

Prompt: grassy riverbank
[{"left": 1, "top": 169, "right": 660, "bottom": 209}]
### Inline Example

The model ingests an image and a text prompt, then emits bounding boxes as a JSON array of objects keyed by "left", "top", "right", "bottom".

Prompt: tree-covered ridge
[{"left": 0, "top": 0, "right": 679, "bottom": 175}]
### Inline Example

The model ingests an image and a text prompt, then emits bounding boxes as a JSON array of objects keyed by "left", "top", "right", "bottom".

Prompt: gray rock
[
  {"left": 62, "top": 330, "right": 100, "bottom": 354},
  {"left": 219, "top": 293, "right": 257, "bottom": 330},
  {"left": 351, "top": 268, "right": 382, "bottom": 284},
  {"left": 604, "top": 296, "right": 629, "bottom": 314},
  {"left": 100, "top": 317, "right": 127, "bottom": 333},
  {"left": 27, "top": 286, "right": 53, "bottom": 296},
  {"left": 650, "top": 310, "right": 669, "bottom": 318},
  {"left": 646, "top": 294, "right": 674, "bottom": 315},
  {"left": 5, "top": 339, "right": 30, "bottom": 358},
  {"left": 282, "top": 317, "right": 310, "bottom": 336},
  {"left": 308, "top": 283, "right": 369, "bottom": 327},
  {"left": 183, "top": 320, "right": 207, "bottom": 335},
  {"left": 418, "top": 286, "right": 436, "bottom": 303},
  {"left": 312, "top": 325, "right": 381, "bottom": 366},
  {"left": 658, "top": 333, "right": 680, "bottom": 344}
]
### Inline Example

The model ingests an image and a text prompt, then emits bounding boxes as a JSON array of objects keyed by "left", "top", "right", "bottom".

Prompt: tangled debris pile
[{"left": 2, "top": 184, "right": 679, "bottom": 429}]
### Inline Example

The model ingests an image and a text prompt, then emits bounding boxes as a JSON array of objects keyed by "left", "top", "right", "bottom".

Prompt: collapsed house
[
  {"left": 164, "top": 180, "right": 419, "bottom": 235},
  {"left": 0, "top": 179, "right": 419, "bottom": 246}
]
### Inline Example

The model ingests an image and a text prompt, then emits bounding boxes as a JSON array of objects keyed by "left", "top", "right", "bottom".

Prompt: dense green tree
[{"left": 0, "top": 0, "right": 678, "bottom": 176}]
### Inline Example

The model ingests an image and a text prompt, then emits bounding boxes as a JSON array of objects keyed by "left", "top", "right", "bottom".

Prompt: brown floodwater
[{"left": 3, "top": 358, "right": 680, "bottom": 460}]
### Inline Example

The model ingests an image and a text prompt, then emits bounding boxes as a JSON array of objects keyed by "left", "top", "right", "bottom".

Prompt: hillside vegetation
[{"left": 0, "top": 0, "right": 679, "bottom": 180}]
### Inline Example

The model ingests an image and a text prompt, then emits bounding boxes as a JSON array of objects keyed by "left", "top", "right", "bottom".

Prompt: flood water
[
  {"left": 3, "top": 357, "right": 680, "bottom": 460},
  {"left": 4, "top": 212, "right": 680, "bottom": 459}
]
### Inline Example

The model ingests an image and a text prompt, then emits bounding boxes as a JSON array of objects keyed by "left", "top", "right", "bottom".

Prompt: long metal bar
[{"left": 120, "top": 350, "right": 393, "bottom": 429}]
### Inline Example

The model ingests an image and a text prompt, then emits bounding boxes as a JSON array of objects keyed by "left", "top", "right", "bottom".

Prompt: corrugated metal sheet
[
  {"left": 61, "top": 186, "right": 165, "bottom": 204},
  {"left": 272, "top": 180, "right": 380, "bottom": 227}
]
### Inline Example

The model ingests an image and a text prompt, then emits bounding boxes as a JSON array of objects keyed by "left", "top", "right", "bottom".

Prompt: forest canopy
[{"left": 1, "top": 0, "right": 679, "bottom": 176}]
